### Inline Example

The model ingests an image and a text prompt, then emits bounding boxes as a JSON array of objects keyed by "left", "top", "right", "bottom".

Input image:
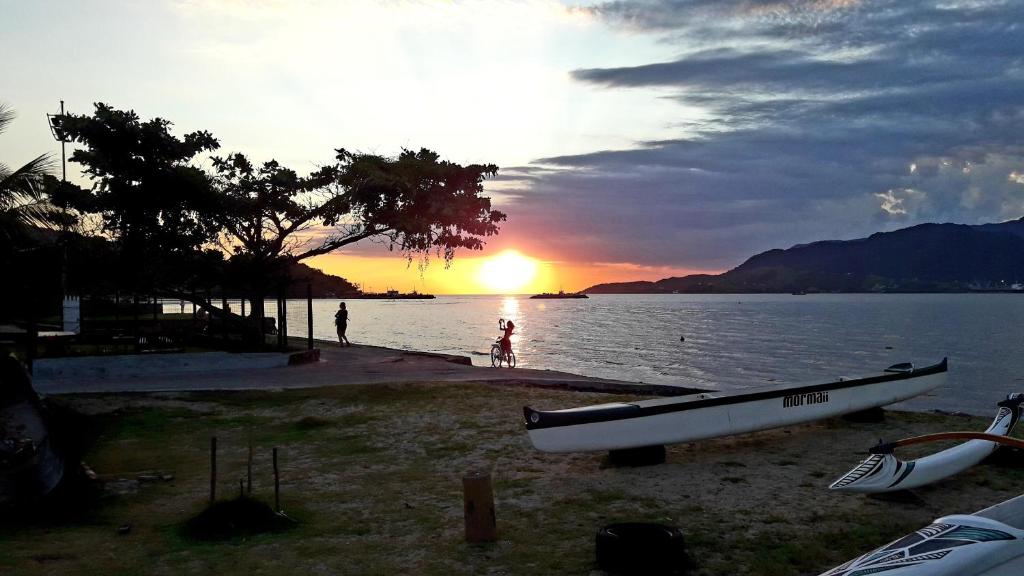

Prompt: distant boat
[
  {"left": 523, "top": 359, "right": 947, "bottom": 453},
  {"left": 351, "top": 289, "right": 435, "bottom": 300},
  {"left": 530, "top": 290, "right": 588, "bottom": 299}
]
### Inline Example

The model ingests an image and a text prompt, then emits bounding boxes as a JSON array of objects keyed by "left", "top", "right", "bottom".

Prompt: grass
[{"left": 2, "top": 384, "right": 1023, "bottom": 575}]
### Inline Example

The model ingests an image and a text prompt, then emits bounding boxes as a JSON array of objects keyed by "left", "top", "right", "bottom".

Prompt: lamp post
[
  {"left": 46, "top": 100, "right": 68, "bottom": 184},
  {"left": 47, "top": 101, "right": 69, "bottom": 329}
]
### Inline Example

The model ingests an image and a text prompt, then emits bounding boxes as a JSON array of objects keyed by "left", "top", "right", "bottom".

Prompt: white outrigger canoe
[
  {"left": 830, "top": 393, "right": 1024, "bottom": 493},
  {"left": 523, "top": 359, "right": 947, "bottom": 453},
  {"left": 819, "top": 493, "right": 1024, "bottom": 575}
]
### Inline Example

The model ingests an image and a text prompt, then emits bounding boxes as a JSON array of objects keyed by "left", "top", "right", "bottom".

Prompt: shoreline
[{"left": 32, "top": 339, "right": 707, "bottom": 397}]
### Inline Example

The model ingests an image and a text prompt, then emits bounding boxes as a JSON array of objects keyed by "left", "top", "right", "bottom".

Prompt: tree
[
  {"left": 57, "top": 104, "right": 506, "bottom": 341},
  {"left": 55, "top": 103, "right": 224, "bottom": 294},
  {"left": 0, "top": 104, "right": 66, "bottom": 245},
  {"left": 211, "top": 147, "right": 505, "bottom": 328},
  {"left": 213, "top": 147, "right": 503, "bottom": 263}
]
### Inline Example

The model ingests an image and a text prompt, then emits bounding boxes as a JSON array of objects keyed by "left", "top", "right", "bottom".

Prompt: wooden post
[
  {"left": 247, "top": 433, "right": 253, "bottom": 495},
  {"left": 280, "top": 288, "right": 288, "bottom": 346},
  {"left": 306, "top": 282, "right": 314, "bottom": 350},
  {"left": 26, "top": 308, "right": 37, "bottom": 375},
  {"left": 210, "top": 436, "right": 217, "bottom": 505},
  {"left": 462, "top": 471, "right": 497, "bottom": 543},
  {"left": 221, "top": 295, "right": 229, "bottom": 343},
  {"left": 273, "top": 447, "right": 280, "bottom": 512},
  {"left": 276, "top": 294, "right": 283, "bottom": 350},
  {"left": 133, "top": 294, "right": 140, "bottom": 353}
]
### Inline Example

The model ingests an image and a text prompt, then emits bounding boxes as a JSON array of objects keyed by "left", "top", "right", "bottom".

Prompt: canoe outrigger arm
[{"left": 871, "top": 432, "right": 1024, "bottom": 455}]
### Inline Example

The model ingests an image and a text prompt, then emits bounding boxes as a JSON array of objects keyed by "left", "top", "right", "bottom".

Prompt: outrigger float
[
  {"left": 819, "top": 493, "right": 1024, "bottom": 575},
  {"left": 831, "top": 393, "right": 1024, "bottom": 493},
  {"left": 523, "top": 359, "right": 948, "bottom": 453}
]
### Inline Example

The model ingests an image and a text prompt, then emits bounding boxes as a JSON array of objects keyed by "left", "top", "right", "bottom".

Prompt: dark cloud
[{"left": 500, "top": 0, "right": 1024, "bottom": 271}]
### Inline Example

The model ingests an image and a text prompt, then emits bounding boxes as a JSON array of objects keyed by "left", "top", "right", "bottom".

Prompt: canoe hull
[
  {"left": 819, "top": 510, "right": 1024, "bottom": 575},
  {"left": 525, "top": 360, "right": 947, "bottom": 453},
  {"left": 830, "top": 394, "right": 1023, "bottom": 493}
]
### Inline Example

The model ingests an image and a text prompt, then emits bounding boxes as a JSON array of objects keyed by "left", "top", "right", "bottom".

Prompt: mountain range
[{"left": 584, "top": 218, "right": 1024, "bottom": 294}]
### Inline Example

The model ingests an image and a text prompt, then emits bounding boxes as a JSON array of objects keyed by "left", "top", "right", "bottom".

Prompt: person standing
[{"left": 335, "top": 302, "right": 350, "bottom": 347}]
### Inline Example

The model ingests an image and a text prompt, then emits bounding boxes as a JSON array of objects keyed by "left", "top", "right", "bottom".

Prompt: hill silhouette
[{"left": 585, "top": 218, "right": 1024, "bottom": 294}]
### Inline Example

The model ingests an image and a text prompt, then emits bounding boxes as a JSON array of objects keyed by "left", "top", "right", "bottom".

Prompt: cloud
[{"left": 495, "top": 0, "right": 1024, "bottom": 271}]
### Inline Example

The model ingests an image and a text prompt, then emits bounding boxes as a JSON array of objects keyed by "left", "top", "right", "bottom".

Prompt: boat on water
[
  {"left": 529, "top": 290, "right": 588, "bottom": 299},
  {"left": 352, "top": 289, "right": 436, "bottom": 300},
  {"left": 523, "top": 359, "right": 948, "bottom": 453},
  {"left": 831, "top": 393, "right": 1024, "bottom": 493},
  {"left": 819, "top": 493, "right": 1024, "bottom": 575}
]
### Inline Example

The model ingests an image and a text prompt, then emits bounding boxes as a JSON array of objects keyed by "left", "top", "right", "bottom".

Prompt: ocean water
[{"left": 259, "top": 294, "right": 1024, "bottom": 415}]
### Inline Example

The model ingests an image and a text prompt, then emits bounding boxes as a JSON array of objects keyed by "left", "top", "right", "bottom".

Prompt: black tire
[
  {"left": 607, "top": 445, "right": 667, "bottom": 468},
  {"left": 507, "top": 351, "right": 516, "bottom": 368},
  {"left": 596, "top": 523, "right": 691, "bottom": 575},
  {"left": 490, "top": 345, "right": 501, "bottom": 368}
]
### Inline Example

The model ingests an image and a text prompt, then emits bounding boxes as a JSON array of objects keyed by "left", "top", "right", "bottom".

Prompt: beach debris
[
  {"left": 183, "top": 496, "right": 294, "bottom": 542},
  {"left": 117, "top": 524, "right": 131, "bottom": 535}
]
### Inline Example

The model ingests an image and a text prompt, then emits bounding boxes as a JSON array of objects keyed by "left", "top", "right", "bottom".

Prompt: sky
[{"left": 2, "top": 0, "right": 1023, "bottom": 293}]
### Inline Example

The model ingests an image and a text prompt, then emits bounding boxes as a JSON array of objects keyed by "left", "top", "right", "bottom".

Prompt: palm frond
[
  {"left": 0, "top": 153, "right": 54, "bottom": 206},
  {"left": 0, "top": 103, "right": 14, "bottom": 134}
]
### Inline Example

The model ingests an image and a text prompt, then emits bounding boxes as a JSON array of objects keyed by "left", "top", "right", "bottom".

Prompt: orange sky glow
[{"left": 308, "top": 250, "right": 716, "bottom": 295}]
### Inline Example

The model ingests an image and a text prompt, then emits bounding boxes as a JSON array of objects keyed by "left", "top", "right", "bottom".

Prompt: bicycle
[{"left": 490, "top": 319, "right": 516, "bottom": 368}]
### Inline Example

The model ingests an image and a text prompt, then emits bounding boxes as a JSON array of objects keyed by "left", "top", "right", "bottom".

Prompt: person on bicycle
[{"left": 500, "top": 318, "right": 515, "bottom": 364}]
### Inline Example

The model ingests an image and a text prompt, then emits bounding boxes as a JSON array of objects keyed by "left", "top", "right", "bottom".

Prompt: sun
[{"left": 478, "top": 250, "right": 538, "bottom": 293}]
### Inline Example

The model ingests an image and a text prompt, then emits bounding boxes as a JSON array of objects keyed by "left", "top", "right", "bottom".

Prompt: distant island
[
  {"left": 585, "top": 218, "right": 1024, "bottom": 294},
  {"left": 530, "top": 290, "right": 588, "bottom": 299},
  {"left": 275, "top": 265, "right": 436, "bottom": 299}
]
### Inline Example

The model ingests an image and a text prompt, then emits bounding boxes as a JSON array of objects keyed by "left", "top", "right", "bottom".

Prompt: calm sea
[{"left": 206, "top": 294, "right": 1024, "bottom": 416}]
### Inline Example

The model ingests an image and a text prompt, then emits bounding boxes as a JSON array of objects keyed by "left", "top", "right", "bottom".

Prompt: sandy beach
[{"left": 4, "top": 370, "right": 1023, "bottom": 575}]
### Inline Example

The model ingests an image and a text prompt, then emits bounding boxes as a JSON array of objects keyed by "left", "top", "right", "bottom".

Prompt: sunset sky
[{"left": 3, "top": 0, "right": 1023, "bottom": 293}]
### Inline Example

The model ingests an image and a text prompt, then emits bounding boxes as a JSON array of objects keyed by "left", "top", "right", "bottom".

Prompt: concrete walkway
[{"left": 34, "top": 343, "right": 705, "bottom": 397}]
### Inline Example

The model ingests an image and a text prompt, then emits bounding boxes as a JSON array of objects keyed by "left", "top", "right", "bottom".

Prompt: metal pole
[
  {"left": 59, "top": 100, "right": 66, "bottom": 184},
  {"left": 273, "top": 447, "right": 280, "bottom": 512},
  {"left": 306, "top": 282, "right": 313, "bottom": 350},
  {"left": 222, "top": 294, "right": 228, "bottom": 344},
  {"left": 133, "top": 294, "right": 140, "bottom": 353},
  {"left": 58, "top": 101, "right": 67, "bottom": 329},
  {"left": 210, "top": 437, "right": 217, "bottom": 505}
]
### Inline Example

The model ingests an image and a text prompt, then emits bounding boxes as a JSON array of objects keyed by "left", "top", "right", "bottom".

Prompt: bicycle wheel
[
  {"left": 508, "top": 351, "right": 516, "bottom": 368},
  {"left": 490, "top": 345, "right": 502, "bottom": 368}
]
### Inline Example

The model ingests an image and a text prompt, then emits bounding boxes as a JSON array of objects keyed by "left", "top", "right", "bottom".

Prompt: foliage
[
  {"left": 0, "top": 104, "right": 68, "bottom": 246},
  {"left": 55, "top": 103, "right": 505, "bottom": 303},
  {"left": 211, "top": 148, "right": 505, "bottom": 269},
  {"left": 55, "top": 103, "right": 223, "bottom": 292}
]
